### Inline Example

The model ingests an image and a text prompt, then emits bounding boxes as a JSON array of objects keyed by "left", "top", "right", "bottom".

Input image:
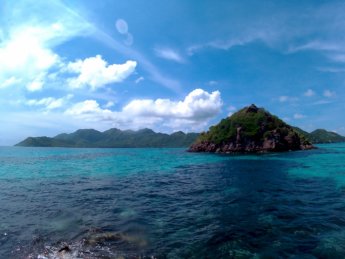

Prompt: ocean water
[{"left": 1, "top": 144, "right": 345, "bottom": 258}]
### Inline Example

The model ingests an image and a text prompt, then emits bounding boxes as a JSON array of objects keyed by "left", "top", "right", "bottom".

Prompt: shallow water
[{"left": 0, "top": 144, "right": 345, "bottom": 258}]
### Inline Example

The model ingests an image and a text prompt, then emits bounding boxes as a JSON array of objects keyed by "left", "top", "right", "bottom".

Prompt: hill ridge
[{"left": 15, "top": 128, "right": 199, "bottom": 148}]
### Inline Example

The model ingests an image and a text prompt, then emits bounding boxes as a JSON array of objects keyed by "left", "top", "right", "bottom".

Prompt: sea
[{"left": 1, "top": 143, "right": 345, "bottom": 258}]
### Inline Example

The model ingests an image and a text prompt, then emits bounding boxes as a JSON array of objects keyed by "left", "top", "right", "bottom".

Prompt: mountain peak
[{"left": 245, "top": 104, "right": 259, "bottom": 113}]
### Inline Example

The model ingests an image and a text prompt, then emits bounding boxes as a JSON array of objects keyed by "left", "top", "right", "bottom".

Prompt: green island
[
  {"left": 16, "top": 105, "right": 344, "bottom": 149},
  {"left": 189, "top": 104, "right": 344, "bottom": 153},
  {"left": 15, "top": 128, "right": 199, "bottom": 148}
]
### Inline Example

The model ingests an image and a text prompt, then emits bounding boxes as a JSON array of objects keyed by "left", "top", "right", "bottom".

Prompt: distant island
[
  {"left": 15, "top": 128, "right": 199, "bottom": 148},
  {"left": 293, "top": 127, "right": 345, "bottom": 144},
  {"left": 189, "top": 104, "right": 344, "bottom": 153},
  {"left": 15, "top": 105, "right": 344, "bottom": 149}
]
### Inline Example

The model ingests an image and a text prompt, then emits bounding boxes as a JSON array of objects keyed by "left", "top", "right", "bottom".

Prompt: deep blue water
[{"left": 1, "top": 144, "right": 345, "bottom": 258}]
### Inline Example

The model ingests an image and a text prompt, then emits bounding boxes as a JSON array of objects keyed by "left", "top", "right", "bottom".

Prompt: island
[
  {"left": 15, "top": 128, "right": 199, "bottom": 148},
  {"left": 293, "top": 128, "right": 345, "bottom": 144},
  {"left": 15, "top": 105, "right": 344, "bottom": 149},
  {"left": 189, "top": 104, "right": 315, "bottom": 153}
]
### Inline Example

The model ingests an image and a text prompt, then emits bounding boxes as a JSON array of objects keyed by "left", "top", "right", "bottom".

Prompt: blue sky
[{"left": 1, "top": 0, "right": 345, "bottom": 145}]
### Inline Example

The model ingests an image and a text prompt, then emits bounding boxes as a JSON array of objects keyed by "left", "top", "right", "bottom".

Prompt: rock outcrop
[{"left": 189, "top": 104, "right": 314, "bottom": 153}]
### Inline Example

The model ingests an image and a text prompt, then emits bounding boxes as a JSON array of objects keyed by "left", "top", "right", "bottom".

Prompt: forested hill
[
  {"left": 293, "top": 128, "right": 345, "bottom": 144},
  {"left": 15, "top": 128, "right": 199, "bottom": 148}
]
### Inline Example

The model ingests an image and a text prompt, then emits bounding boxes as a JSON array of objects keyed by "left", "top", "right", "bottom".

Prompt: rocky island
[{"left": 189, "top": 104, "right": 314, "bottom": 153}]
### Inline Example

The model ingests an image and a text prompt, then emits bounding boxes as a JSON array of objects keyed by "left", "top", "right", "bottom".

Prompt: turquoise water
[{"left": 1, "top": 144, "right": 345, "bottom": 258}]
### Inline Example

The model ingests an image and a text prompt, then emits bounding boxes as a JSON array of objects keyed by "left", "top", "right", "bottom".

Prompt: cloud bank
[{"left": 65, "top": 89, "right": 222, "bottom": 131}]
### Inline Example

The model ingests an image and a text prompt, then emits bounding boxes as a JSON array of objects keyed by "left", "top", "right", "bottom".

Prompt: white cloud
[
  {"left": 0, "top": 1, "right": 91, "bottom": 92},
  {"left": 26, "top": 80, "right": 44, "bottom": 92},
  {"left": 311, "top": 100, "right": 333, "bottom": 105},
  {"left": 27, "top": 94, "right": 73, "bottom": 110},
  {"left": 65, "top": 100, "right": 113, "bottom": 119},
  {"left": 104, "top": 101, "right": 115, "bottom": 108},
  {"left": 66, "top": 55, "right": 137, "bottom": 90},
  {"left": 187, "top": 38, "right": 252, "bottom": 55},
  {"left": 288, "top": 41, "right": 341, "bottom": 53},
  {"left": 95, "top": 28, "right": 182, "bottom": 93},
  {"left": 186, "top": 28, "right": 274, "bottom": 55},
  {"left": 0, "top": 77, "right": 22, "bottom": 89},
  {"left": 123, "top": 89, "right": 222, "bottom": 120},
  {"left": 154, "top": 47, "right": 185, "bottom": 63},
  {"left": 65, "top": 89, "right": 222, "bottom": 130},
  {"left": 0, "top": 26, "right": 60, "bottom": 91},
  {"left": 26, "top": 74, "right": 46, "bottom": 92},
  {"left": 304, "top": 89, "right": 315, "bottom": 97},
  {"left": 135, "top": 76, "right": 144, "bottom": 84},
  {"left": 323, "top": 89, "right": 335, "bottom": 97},
  {"left": 293, "top": 113, "right": 305, "bottom": 119},
  {"left": 278, "top": 95, "right": 298, "bottom": 103}
]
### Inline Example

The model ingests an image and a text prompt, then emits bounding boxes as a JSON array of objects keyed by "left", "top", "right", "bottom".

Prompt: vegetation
[
  {"left": 309, "top": 129, "right": 345, "bottom": 143},
  {"left": 198, "top": 105, "right": 290, "bottom": 144},
  {"left": 293, "top": 127, "right": 345, "bottom": 144},
  {"left": 16, "top": 128, "right": 199, "bottom": 148},
  {"left": 190, "top": 104, "right": 314, "bottom": 153}
]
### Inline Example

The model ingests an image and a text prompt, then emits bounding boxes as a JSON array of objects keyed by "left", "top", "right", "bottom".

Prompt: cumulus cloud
[
  {"left": 66, "top": 55, "right": 137, "bottom": 90},
  {"left": 0, "top": 26, "right": 61, "bottom": 91},
  {"left": 123, "top": 89, "right": 221, "bottom": 120},
  {"left": 304, "top": 89, "right": 315, "bottom": 97},
  {"left": 65, "top": 100, "right": 114, "bottom": 120},
  {"left": 27, "top": 94, "right": 73, "bottom": 110},
  {"left": 0, "top": 1, "right": 91, "bottom": 92},
  {"left": 154, "top": 47, "right": 185, "bottom": 63},
  {"left": 65, "top": 89, "right": 222, "bottom": 130}
]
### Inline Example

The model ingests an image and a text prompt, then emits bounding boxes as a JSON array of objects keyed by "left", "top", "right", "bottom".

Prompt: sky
[{"left": 1, "top": 0, "right": 345, "bottom": 145}]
